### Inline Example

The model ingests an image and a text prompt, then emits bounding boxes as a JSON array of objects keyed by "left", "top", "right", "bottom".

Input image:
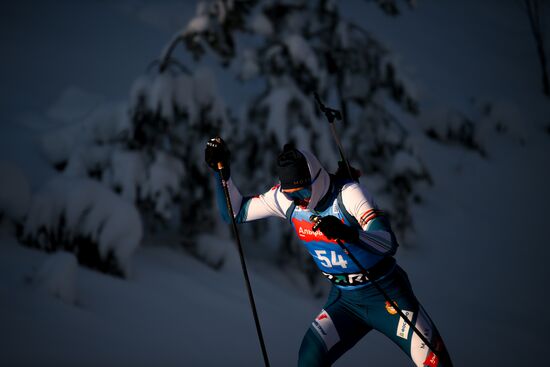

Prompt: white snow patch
[
  {"left": 63, "top": 145, "right": 111, "bottom": 178},
  {"left": 251, "top": 12, "right": 273, "bottom": 36},
  {"left": 239, "top": 49, "right": 260, "bottom": 80},
  {"left": 148, "top": 72, "right": 176, "bottom": 121},
  {"left": 106, "top": 150, "right": 146, "bottom": 202},
  {"left": 40, "top": 123, "right": 84, "bottom": 165},
  {"left": 145, "top": 152, "right": 185, "bottom": 220},
  {"left": 284, "top": 34, "right": 319, "bottom": 76},
  {"left": 184, "top": 14, "right": 210, "bottom": 34},
  {"left": 130, "top": 74, "right": 154, "bottom": 107},
  {"left": 391, "top": 150, "right": 424, "bottom": 177},
  {"left": 261, "top": 85, "right": 293, "bottom": 145},
  {"left": 33, "top": 251, "right": 78, "bottom": 304}
]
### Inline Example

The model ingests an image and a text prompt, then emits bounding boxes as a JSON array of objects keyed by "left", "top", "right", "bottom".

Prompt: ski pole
[
  {"left": 310, "top": 215, "right": 453, "bottom": 367},
  {"left": 314, "top": 93, "right": 355, "bottom": 181},
  {"left": 217, "top": 163, "right": 271, "bottom": 367}
]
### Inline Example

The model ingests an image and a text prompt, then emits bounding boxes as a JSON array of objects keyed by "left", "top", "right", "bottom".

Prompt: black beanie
[{"left": 276, "top": 144, "right": 311, "bottom": 190}]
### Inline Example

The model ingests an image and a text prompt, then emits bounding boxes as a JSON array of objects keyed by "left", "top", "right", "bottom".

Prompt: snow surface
[
  {"left": 32, "top": 251, "right": 78, "bottom": 305},
  {"left": 1, "top": 0, "right": 550, "bottom": 366}
]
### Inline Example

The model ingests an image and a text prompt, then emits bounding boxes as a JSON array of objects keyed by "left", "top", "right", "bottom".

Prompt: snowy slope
[
  {"left": 0, "top": 234, "right": 321, "bottom": 367},
  {"left": 1, "top": 0, "right": 550, "bottom": 366}
]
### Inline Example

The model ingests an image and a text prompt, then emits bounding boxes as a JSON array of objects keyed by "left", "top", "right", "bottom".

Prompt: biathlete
[{"left": 205, "top": 137, "right": 453, "bottom": 367}]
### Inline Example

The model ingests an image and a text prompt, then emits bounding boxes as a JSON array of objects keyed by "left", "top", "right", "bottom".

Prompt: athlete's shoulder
[
  {"left": 260, "top": 182, "right": 293, "bottom": 212},
  {"left": 263, "top": 183, "right": 287, "bottom": 201},
  {"left": 339, "top": 180, "right": 379, "bottom": 220},
  {"left": 340, "top": 181, "right": 375, "bottom": 202}
]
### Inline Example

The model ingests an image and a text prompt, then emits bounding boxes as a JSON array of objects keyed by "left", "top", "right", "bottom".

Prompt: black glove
[
  {"left": 333, "top": 160, "right": 361, "bottom": 182},
  {"left": 205, "top": 137, "right": 231, "bottom": 180},
  {"left": 311, "top": 215, "right": 359, "bottom": 243}
]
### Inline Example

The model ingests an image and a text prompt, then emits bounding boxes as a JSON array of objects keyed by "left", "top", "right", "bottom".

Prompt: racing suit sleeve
[
  {"left": 214, "top": 174, "right": 290, "bottom": 223},
  {"left": 340, "top": 182, "right": 399, "bottom": 255}
]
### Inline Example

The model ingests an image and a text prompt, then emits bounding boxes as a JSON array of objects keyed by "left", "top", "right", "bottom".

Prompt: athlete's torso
[{"left": 289, "top": 188, "right": 387, "bottom": 290}]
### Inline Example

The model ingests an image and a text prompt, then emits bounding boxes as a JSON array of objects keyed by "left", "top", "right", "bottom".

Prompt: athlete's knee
[{"left": 298, "top": 329, "right": 330, "bottom": 367}]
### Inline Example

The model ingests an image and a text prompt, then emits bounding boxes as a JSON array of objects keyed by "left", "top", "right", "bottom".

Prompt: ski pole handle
[{"left": 310, "top": 214, "right": 322, "bottom": 231}]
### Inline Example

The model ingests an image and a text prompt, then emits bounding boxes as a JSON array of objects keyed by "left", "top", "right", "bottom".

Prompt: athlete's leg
[
  {"left": 367, "top": 267, "right": 453, "bottom": 367},
  {"left": 298, "top": 286, "right": 372, "bottom": 367}
]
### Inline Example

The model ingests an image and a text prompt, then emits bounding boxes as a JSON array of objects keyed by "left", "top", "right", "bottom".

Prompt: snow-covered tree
[
  {"left": 41, "top": 61, "right": 232, "bottom": 254},
  {"left": 19, "top": 177, "right": 142, "bottom": 277},
  {"left": 126, "top": 64, "right": 231, "bottom": 238},
  {"left": 179, "top": 0, "right": 431, "bottom": 288},
  {"left": 38, "top": 0, "right": 452, "bottom": 284}
]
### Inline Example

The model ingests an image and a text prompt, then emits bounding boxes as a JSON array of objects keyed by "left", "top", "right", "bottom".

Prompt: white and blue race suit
[{"left": 213, "top": 149, "right": 452, "bottom": 367}]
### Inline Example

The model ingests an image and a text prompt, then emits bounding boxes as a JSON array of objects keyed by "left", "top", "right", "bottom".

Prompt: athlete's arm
[
  {"left": 215, "top": 177, "right": 290, "bottom": 223},
  {"left": 341, "top": 183, "right": 399, "bottom": 255},
  {"left": 206, "top": 137, "right": 290, "bottom": 223}
]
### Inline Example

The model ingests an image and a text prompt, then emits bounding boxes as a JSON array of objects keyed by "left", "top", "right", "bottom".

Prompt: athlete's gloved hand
[
  {"left": 205, "top": 137, "right": 231, "bottom": 180},
  {"left": 311, "top": 215, "right": 359, "bottom": 243}
]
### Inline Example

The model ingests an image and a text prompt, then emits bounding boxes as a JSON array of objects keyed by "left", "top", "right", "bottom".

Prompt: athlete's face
[{"left": 282, "top": 186, "right": 312, "bottom": 208}]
